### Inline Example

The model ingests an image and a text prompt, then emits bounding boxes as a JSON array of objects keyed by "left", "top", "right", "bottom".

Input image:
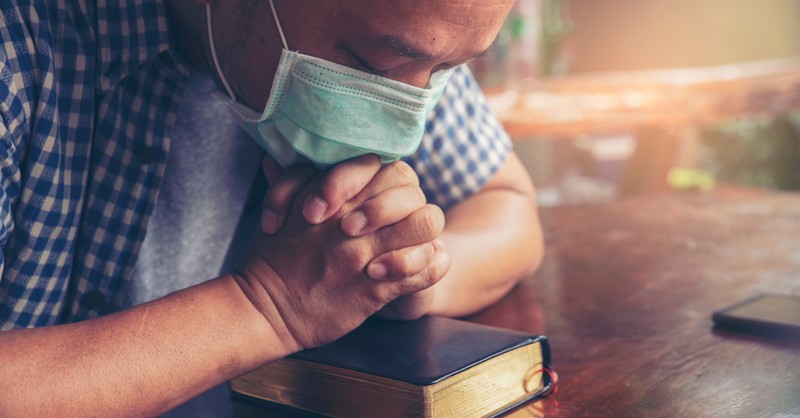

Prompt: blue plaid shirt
[{"left": 0, "top": 1, "right": 511, "bottom": 329}]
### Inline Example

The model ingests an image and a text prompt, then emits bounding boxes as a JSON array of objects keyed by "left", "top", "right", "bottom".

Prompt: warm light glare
[{"left": 568, "top": 0, "right": 800, "bottom": 72}]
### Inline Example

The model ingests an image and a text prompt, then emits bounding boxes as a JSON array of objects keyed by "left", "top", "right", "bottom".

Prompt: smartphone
[{"left": 712, "top": 293, "right": 800, "bottom": 339}]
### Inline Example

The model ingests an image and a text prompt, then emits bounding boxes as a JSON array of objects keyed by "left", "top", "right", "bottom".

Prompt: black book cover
[{"left": 287, "top": 316, "right": 552, "bottom": 387}]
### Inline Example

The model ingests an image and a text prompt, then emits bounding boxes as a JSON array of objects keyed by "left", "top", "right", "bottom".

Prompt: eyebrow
[{"left": 376, "top": 35, "right": 499, "bottom": 62}]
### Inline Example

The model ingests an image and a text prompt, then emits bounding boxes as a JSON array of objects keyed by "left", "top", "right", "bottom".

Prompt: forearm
[
  {"left": 430, "top": 155, "right": 543, "bottom": 317},
  {"left": 0, "top": 275, "right": 288, "bottom": 417}
]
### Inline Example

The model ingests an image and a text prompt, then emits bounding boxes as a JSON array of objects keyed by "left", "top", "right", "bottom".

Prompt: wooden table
[
  {"left": 473, "top": 189, "right": 800, "bottom": 417},
  {"left": 169, "top": 190, "right": 800, "bottom": 417}
]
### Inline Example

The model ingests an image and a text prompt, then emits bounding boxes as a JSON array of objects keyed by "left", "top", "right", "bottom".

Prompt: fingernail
[
  {"left": 433, "top": 239, "right": 446, "bottom": 251},
  {"left": 342, "top": 211, "right": 368, "bottom": 236},
  {"left": 261, "top": 210, "right": 278, "bottom": 233},
  {"left": 303, "top": 195, "right": 328, "bottom": 224},
  {"left": 368, "top": 263, "right": 388, "bottom": 279}
]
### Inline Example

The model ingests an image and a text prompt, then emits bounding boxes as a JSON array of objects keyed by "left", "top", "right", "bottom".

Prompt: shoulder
[
  {"left": 405, "top": 65, "right": 512, "bottom": 209},
  {"left": 428, "top": 65, "right": 509, "bottom": 146},
  {"left": 405, "top": 65, "right": 511, "bottom": 209}
]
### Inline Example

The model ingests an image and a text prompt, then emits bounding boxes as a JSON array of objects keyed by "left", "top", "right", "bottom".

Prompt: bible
[{"left": 231, "top": 316, "right": 554, "bottom": 417}]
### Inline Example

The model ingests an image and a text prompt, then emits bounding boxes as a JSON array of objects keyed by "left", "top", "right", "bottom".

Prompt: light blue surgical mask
[{"left": 206, "top": 1, "right": 455, "bottom": 169}]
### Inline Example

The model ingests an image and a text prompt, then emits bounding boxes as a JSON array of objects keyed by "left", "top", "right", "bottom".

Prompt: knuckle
[
  {"left": 264, "top": 186, "right": 289, "bottom": 210},
  {"left": 321, "top": 171, "right": 349, "bottom": 202},
  {"left": 339, "top": 240, "right": 374, "bottom": 268},
  {"left": 326, "top": 155, "right": 380, "bottom": 199},
  {"left": 418, "top": 267, "right": 438, "bottom": 289},
  {"left": 414, "top": 243, "right": 435, "bottom": 269},
  {"left": 264, "top": 168, "right": 318, "bottom": 210},
  {"left": 399, "top": 276, "right": 426, "bottom": 295},
  {"left": 352, "top": 153, "right": 382, "bottom": 167},
  {"left": 369, "top": 185, "right": 425, "bottom": 220},
  {"left": 395, "top": 244, "right": 434, "bottom": 277},
  {"left": 386, "top": 161, "right": 419, "bottom": 187},
  {"left": 371, "top": 283, "right": 399, "bottom": 303},
  {"left": 426, "top": 262, "right": 443, "bottom": 284},
  {"left": 411, "top": 252, "right": 448, "bottom": 290},
  {"left": 422, "top": 241, "right": 437, "bottom": 262},
  {"left": 412, "top": 206, "right": 444, "bottom": 240},
  {"left": 413, "top": 212, "right": 436, "bottom": 241},
  {"left": 389, "top": 252, "right": 415, "bottom": 277},
  {"left": 262, "top": 193, "right": 278, "bottom": 211},
  {"left": 362, "top": 196, "right": 389, "bottom": 220}
]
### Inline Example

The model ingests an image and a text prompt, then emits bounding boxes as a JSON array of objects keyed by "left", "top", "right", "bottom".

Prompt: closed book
[{"left": 231, "top": 316, "right": 554, "bottom": 418}]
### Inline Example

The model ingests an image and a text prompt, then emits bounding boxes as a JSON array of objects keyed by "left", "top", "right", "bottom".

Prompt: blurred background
[{"left": 469, "top": 0, "right": 800, "bottom": 206}]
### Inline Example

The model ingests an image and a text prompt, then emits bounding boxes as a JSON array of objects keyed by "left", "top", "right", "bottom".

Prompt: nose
[
  {"left": 391, "top": 67, "right": 439, "bottom": 89},
  {"left": 405, "top": 71, "right": 433, "bottom": 89}
]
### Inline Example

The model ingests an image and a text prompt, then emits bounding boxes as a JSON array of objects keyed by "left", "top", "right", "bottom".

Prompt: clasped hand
[{"left": 235, "top": 155, "right": 450, "bottom": 351}]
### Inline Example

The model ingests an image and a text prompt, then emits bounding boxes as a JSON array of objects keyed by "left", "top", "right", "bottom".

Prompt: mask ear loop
[
  {"left": 207, "top": 1, "right": 288, "bottom": 103},
  {"left": 206, "top": 3, "right": 238, "bottom": 101},
  {"left": 268, "top": 0, "right": 289, "bottom": 50}
]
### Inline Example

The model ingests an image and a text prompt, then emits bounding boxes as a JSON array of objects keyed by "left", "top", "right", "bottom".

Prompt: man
[{"left": 0, "top": 0, "right": 543, "bottom": 416}]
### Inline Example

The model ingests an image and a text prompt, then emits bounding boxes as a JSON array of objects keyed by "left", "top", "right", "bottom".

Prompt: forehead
[
  {"left": 322, "top": 0, "right": 514, "bottom": 58},
  {"left": 339, "top": 0, "right": 513, "bottom": 23}
]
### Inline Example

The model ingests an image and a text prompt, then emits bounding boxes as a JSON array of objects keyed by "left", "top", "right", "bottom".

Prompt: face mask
[{"left": 206, "top": 1, "right": 454, "bottom": 169}]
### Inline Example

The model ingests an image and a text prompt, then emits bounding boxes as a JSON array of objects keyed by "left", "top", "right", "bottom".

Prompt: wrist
[{"left": 228, "top": 256, "right": 304, "bottom": 358}]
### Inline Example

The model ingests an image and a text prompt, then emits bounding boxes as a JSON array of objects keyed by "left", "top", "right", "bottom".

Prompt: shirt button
[
  {"left": 82, "top": 290, "right": 107, "bottom": 311},
  {"left": 138, "top": 146, "right": 157, "bottom": 164}
]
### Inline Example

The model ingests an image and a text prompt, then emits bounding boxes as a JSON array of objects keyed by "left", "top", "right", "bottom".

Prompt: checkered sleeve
[
  {"left": 404, "top": 65, "right": 512, "bottom": 210},
  {"left": 0, "top": 34, "right": 28, "bottom": 324},
  {"left": 0, "top": 78, "right": 18, "bottom": 269}
]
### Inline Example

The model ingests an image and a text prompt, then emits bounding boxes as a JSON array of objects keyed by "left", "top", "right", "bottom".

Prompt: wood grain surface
[{"left": 470, "top": 190, "right": 800, "bottom": 418}]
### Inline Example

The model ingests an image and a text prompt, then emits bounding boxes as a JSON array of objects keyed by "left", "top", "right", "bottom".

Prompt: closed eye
[{"left": 340, "top": 46, "right": 390, "bottom": 77}]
